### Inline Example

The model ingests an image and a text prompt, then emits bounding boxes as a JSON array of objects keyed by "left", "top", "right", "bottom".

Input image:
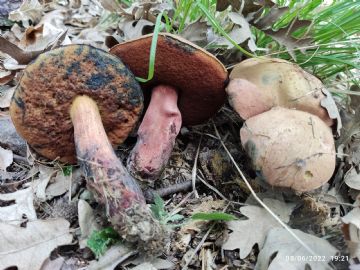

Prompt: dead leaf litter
[{"left": 0, "top": 0, "right": 359, "bottom": 269}]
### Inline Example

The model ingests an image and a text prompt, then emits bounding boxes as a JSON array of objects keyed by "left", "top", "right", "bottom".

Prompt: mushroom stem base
[
  {"left": 127, "top": 85, "right": 182, "bottom": 182},
  {"left": 70, "top": 95, "right": 167, "bottom": 253}
]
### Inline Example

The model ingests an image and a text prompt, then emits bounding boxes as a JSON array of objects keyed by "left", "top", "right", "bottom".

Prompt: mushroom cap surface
[
  {"left": 10, "top": 44, "right": 143, "bottom": 164},
  {"left": 229, "top": 57, "right": 333, "bottom": 125},
  {"left": 110, "top": 33, "right": 228, "bottom": 126},
  {"left": 240, "top": 107, "right": 336, "bottom": 192}
]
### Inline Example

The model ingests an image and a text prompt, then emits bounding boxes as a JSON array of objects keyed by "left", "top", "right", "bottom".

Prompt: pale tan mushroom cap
[
  {"left": 240, "top": 107, "right": 336, "bottom": 192},
  {"left": 229, "top": 57, "right": 333, "bottom": 126}
]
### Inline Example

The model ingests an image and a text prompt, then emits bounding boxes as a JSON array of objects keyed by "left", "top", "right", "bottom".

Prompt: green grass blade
[{"left": 135, "top": 11, "right": 164, "bottom": 83}]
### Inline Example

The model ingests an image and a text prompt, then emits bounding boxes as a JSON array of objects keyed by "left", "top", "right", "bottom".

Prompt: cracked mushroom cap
[
  {"left": 228, "top": 57, "right": 333, "bottom": 126},
  {"left": 110, "top": 33, "right": 228, "bottom": 126},
  {"left": 10, "top": 45, "right": 143, "bottom": 164},
  {"left": 240, "top": 107, "right": 336, "bottom": 192}
]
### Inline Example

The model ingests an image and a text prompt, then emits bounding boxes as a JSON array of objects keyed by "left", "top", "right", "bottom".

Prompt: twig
[
  {"left": 144, "top": 181, "right": 192, "bottom": 202},
  {"left": 12, "top": 154, "right": 28, "bottom": 163},
  {"left": 192, "top": 135, "right": 202, "bottom": 198}
]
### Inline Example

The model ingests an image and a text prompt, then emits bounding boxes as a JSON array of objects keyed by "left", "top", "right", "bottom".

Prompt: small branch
[
  {"left": 144, "top": 181, "right": 192, "bottom": 202},
  {"left": 191, "top": 135, "right": 202, "bottom": 198}
]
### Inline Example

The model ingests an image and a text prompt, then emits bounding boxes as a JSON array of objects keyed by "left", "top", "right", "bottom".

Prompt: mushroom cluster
[
  {"left": 10, "top": 45, "right": 166, "bottom": 253},
  {"left": 110, "top": 33, "right": 228, "bottom": 183},
  {"left": 227, "top": 58, "right": 336, "bottom": 192}
]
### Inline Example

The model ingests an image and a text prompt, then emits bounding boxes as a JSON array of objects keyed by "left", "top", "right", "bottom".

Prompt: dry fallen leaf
[
  {"left": 216, "top": 0, "right": 240, "bottom": 11},
  {"left": 0, "top": 114, "right": 27, "bottom": 156},
  {"left": 99, "top": 0, "right": 123, "bottom": 13},
  {"left": 0, "top": 188, "right": 37, "bottom": 225},
  {"left": 180, "top": 20, "right": 208, "bottom": 46},
  {"left": 9, "top": 0, "right": 43, "bottom": 27},
  {"left": 0, "top": 219, "right": 73, "bottom": 270},
  {"left": 321, "top": 88, "right": 342, "bottom": 135},
  {"left": 264, "top": 28, "right": 312, "bottom": 60},
  {"left": 118, "top": 19, "right": 154, "bottom": 41},
  {"left": 78, "top": 199, "right": 101, "bottom": 248},
  {"left": 126, "top": 257, "right": 175, "bottom": 270},
  {"left": 251, "top": 4, "right": 312, "bottom": 59},
  {"left": 342, "top": 207, "right": 360, "bottom": 259},
  {"left": 222, "top": 199, "right": 295, "bottom": 258},
  {"left": 0, "top": 69, "right": 14, "bottom": 85},
  {"left": 27, "top": 165, "right": 57, "bottom": 201},
  {"left": 87, "top": 244, "right": 132, "bottom": 270},
  {"left": 0, "top": 36, "right": 43, "bottom": 65},
  {"left": 345, "top": 167, "right": 360, "bottom": 190},
  {"left": 131, "top": 263, "right": 157, "bottom": 270},
  {"left": 255, "top": 227, "right": 337, "bottom": 270},
  {"left": 215, "top": 12, "right": 257, "bottom": 51},
  {"left": 0, "top": 0, "right": 22, "bottom": 18},
  {"left": 0, "top": 85, "right": 15, "bottom": 108},
  {"left": 45, "top": 170, "right": 72, "bottom": 198},
  {"left": 0, "top": 145, "right": 13, "bottom": 171},
  {"left": 40, "top": 257, "right": 65, "bottom": 270}
]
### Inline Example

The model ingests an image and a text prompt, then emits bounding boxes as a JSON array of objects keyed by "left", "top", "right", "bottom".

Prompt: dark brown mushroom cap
[
  {"left": 110, "top": 33, "right": 228, "bottom": 126},
  {"left": 10, "top": 45, "right": 143, "bottom": 164}
]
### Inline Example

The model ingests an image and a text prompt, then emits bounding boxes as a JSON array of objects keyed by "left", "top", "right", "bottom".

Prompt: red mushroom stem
[
  {"left": 70, "top": 95, "right": 166, "bottom": 252},
  {"left": 127, "top": 85, "right": 182, "bottom": 182}
]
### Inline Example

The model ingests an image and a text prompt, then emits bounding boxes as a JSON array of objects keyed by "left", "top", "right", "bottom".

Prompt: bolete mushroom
[
  {"left": 240, "top": 107, "right": 336, "bottom": 192},
  {"left": 110, "top": 33, "right": 228, "bottom": 182},
  {"left": 227, "top": 57, "right": 333, "bottom": 126},
  {"left": 10, "top": 45, "right": 166, "bottom": 252}
]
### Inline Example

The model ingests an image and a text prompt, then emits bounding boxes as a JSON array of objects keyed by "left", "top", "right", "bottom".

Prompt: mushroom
[
  {"left": 10, "top": 45, "right": 166, "bottom": 252},
  {"left": 110, "top": 33, "right": 228, "bottom": 182},
  {"left": 240, "top": 107, "right": 336, "bottom": 192},
  {"left": 227, "top": 57, "right": 333, "bottom": 126}
]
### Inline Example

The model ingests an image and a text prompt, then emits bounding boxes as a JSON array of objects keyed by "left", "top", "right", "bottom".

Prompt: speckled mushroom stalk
[
  {"left": 110, "top": 33, "right": 228, "bottom": 182},
  {"left": 70, "top": 96, "right": 165, "bottom": 248},
  {"left": 10, "top": 45, "right": 166, "bottom": 253},
  {"left": 128, "top": 85, "right": 182, "bottom": 180}
]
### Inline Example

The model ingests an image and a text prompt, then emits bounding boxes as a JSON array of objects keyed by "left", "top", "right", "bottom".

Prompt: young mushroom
[
  {"left": 240, "top": 107, "right": 336, "bottom": 192},
  {"left": 10, "top": 45, "right": 166, "bottom": 253},
  {"left": 110, "top": 33, "right": 228, "bottom": 182},
  {"left": 227, "top": 57, "right": 333, "bottom": 126}
]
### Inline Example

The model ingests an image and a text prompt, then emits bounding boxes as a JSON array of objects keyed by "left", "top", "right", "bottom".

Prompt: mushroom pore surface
[
  {"left": 240, "top": 107, "right": 336, "bottom": 192},
  {"left": 10, "top": 45, "right": 143, "bottom": 163},
  {"left": 10, "top": 45, "right": 167, "bottom": 253}
]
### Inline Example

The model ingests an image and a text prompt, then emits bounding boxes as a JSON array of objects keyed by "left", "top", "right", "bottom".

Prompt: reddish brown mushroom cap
[
  {"left": 110, "top": 33, "right": 228, "bottom": 126},
  {"left": 10, "top": 45, "right": 143, "bottom": 163}
]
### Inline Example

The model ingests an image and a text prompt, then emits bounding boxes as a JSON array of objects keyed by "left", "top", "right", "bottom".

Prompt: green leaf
[
  {"left": 192, "top": 212, "right": 238, "bottom": 221},
  {"left": 164, "top": 213, "right": 184, "bottom": 224},
  {"left": 87, "top": 227, "right": 121, "bottom": 258},
  {"left": 62, "top": 165, "right": 73, "bottom": 176},
  {"left": 150, "top": 194, "right": 166, "bottom": 220}
]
